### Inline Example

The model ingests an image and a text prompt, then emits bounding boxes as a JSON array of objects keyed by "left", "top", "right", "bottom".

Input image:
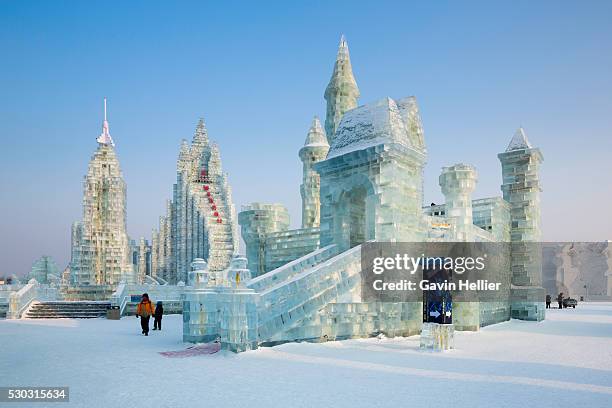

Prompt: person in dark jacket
[
  {"left": 136, "top": 293, "right": 154, "bottom": 336},
  {"left": 557, "top": 293, "right": 564, "bottom": 309},
  {"left": 545, "top": 294, "right": 551, "bottom": 309},
  {"left": 153, "top": 301, "right": 163, "bottom": 331}
]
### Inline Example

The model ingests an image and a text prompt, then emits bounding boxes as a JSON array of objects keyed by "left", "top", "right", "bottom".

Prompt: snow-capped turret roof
[
  {"left": 505, "top": 127, "right": 532, "bottom": 152},
  {"left": 303, "top": 116, "right": 328, "bottom": 148}
]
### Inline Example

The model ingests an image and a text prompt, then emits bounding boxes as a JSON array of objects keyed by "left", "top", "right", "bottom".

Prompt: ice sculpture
[
  {"left": 151, "top": 119, "right": 238, "bottom": 284},
  {"left": 190, "top": 36, "right": 545, "bottom": 351},
  {"left": 70, "top": 98, "right": 135, "bottom": 287}
]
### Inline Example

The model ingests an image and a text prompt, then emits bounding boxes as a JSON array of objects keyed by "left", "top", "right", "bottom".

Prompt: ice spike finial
[
  {"left": 324, "top": 35, "right": 360, "bottom": 144},
  {"left": 96, "top": 97, "right": 115, "bottom": 147},
  {"left": 505, "top": 127, "right": 532, "bottom": 152}
]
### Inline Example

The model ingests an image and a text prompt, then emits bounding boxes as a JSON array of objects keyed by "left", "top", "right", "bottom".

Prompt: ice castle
[{"left": 183, "top": 36, "right": 546, "bottom": 351}]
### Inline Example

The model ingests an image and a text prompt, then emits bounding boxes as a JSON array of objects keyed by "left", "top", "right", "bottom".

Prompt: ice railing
[
  {"left": 247, "top": 245, "right": 338, "bottom": 293},
  {"left": 7, "top": 280, "right": 38, "bottom": 319},
  {"left": 256, "top": 245, "right": 362, "bottom": 342},
  {"left": 0, "top": 285, "right": 25, "bottom": 312},
  {"left": 110, "top": 283, "right": 129, "bottom": 315},
  {"left": 470, "top": 224, "right": 496, "bottom": 242},
  {"left": 0, "top": 284, "right": 25, "bottom": 295}
]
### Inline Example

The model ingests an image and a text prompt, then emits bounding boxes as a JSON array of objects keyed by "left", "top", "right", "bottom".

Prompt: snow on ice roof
[{"left": 327, "top": 97, "right": 415, "bottom": 158}]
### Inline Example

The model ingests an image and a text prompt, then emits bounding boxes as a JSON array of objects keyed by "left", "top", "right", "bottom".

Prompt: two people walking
[{"left": 136, "top": 293, "right": 163, "bottom": 336}]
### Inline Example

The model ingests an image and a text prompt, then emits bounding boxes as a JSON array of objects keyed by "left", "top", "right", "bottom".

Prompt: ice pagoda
[
  {"left": 150, "top": 119, "right": 238, "bottom": 284},
  {"left": 69, "top": 99, "right": 135, "bottom": 289}
]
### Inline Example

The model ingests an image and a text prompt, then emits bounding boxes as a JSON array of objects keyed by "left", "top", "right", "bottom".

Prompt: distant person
[
  {"left": 136, "top": 293, "right": 154, "bottom": 336},
  {"left": 557, "top": 292, "right": 564, "bottom": 309},
  {"left": 153, "top": 301, "right": 164, "bottom": 331},
  {"left": 545, "top": 294, "right": 551, "bottom": 309}
]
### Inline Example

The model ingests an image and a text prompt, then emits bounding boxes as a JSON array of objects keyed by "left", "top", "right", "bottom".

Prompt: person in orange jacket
[{"left": 136, "top": 293, "right": 154, "bottom": 336}]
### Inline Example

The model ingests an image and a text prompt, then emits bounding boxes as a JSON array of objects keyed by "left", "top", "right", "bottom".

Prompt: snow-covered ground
[{"left": 1, "top": 303, "right": 611, "bottom": 408}]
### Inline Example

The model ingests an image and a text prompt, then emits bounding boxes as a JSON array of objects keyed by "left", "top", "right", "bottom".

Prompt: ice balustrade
[
  {"left": 8, "top": 281, "right": 38, "bottom": 319},
  {"left": 247, "top": 245, "right": 338, "bottom": 293},
  {"left": 256, "top": 245, "right": 362, "bottom": 342}
]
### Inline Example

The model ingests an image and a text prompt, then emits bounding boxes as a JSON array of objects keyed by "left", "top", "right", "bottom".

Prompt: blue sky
[{"left": 1, "top": 0, "right": 611, "bottom": 276}]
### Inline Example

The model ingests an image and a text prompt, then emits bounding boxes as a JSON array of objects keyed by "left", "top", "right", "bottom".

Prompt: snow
[
  {"left": 327, "top": 97, "right": 413, "bottom": 159},
  {"left": 1, "top": 303, "right": 612, "bottom": 408}
]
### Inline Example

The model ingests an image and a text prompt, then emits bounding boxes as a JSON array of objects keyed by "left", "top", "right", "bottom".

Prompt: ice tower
[
  {"left": 151, "top": 119, "right": 238, "bottom": 284},
  {"left": 70, "top": 99, "right": 135, "bottom": 287},
  {"left": 238, "top": 203, "right": 290, "bottom": 277},
  {"left": 498, "top": 127, "right": 545, "bottom": 321},
  {"left": 317, "top": 97, "right": 428, "bottom": 250},
  {"left": 299, "top": 116, "right": 329, "bottom": 228},
  {"left": 324, "top": 35, "right": 360, "bottom": 145}
]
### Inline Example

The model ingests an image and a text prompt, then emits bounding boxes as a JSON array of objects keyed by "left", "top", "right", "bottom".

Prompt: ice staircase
[
  {"left": 252, "top": 245, "right": 363, "bottom": 343},
  {"left": 25, "top": 301, "right": 110, "bottom": 319},
  {"left": 192, "top": 175, "right": 236, "bottom": 273}
]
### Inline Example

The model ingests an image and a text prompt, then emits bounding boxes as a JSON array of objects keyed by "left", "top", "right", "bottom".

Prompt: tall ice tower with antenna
[{"left": 69, "top": 98, "right": 135, "bottom": 288}]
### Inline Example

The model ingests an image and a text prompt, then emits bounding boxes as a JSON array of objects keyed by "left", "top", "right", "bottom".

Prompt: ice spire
[
  {"left": 324, "top": 34, "right": 360, "bottom": 145},
  {"left": 192, "top": 117, "right": 209, "bottom": 146},
  {"left": 303, "top": 116, "right": 328, "bottom": 147},
  {"left": 208, "top": 143, "right": 222, "bottom": 178},
  {"left": 179, "top": 139, "right": 190, "bottom": 159},
  {"left": 505, "top": 127, "right": 532, "bottom": 152},
  {"left": 96, "top": 97, "right": 115, "bottom": 147},
  {"left": 177, "top": 139, "right": 191, "bottom": 173}
]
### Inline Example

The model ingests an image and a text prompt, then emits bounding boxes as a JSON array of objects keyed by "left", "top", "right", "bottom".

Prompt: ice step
[{"left": 25, "top": 301, "right": 111, "bottom": 319}]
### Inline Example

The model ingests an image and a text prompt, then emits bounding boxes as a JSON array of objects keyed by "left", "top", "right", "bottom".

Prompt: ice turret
[
  {"left": 238, "top": 203, "right": 290, "bottom": 277},
  {"left": 439, "top": 164, "right": 478, "bottom": 241},
  {"left": 498, "top": 127, "right": 545, "bottom": 321},
  {"left": 324, "top": 35, "right": 360, "bottom": 145},
  {"left": 299, "top": 116, "right": 329, "bottom": 228}
]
